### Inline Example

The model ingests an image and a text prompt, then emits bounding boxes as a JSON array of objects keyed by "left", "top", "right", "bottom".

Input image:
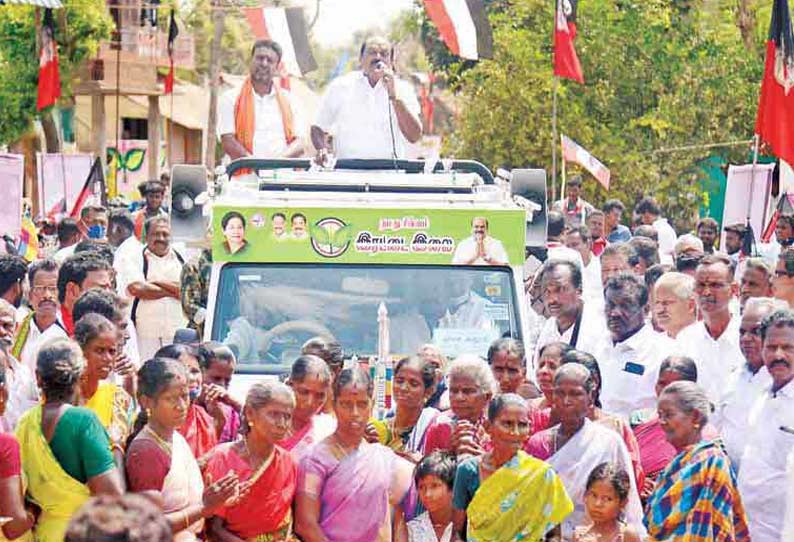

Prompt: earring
[
  {"left": 146, "top": 408, "right": 152, "bottom": 418},
  {"left": 248, "top": 421, "right": 254, "bottom": 428}
]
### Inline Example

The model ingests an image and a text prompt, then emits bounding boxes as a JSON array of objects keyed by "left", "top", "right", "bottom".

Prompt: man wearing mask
[
  {"left": 12, "top": 259, "right": 67, "bottom": 372},
  {"left": 54, "top": 206, "right": 109, "bottom": 263},
  {"left": 125, "top": 217, "right": 186, "bottom": 359},
  {"left": 738, "top": 308, "right": 794, "bottom": 542},
  {"left": 678, "top": 254, "right": 743, "bottom": 403},
  {"left": 312, "top": 35, "right": 421, "bottom": 161},
  {"left": 716, "top": 297, "right": 785, "bottom": 467},
  {"left": 596, "top": 273, "right": 677, "bottom": 419},
  {"left": 219, "top": 40, "right": 304, "bottom": 161}
]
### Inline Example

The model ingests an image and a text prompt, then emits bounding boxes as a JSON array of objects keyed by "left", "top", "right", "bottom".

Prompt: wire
[{"left": 387, "top": 97, "right": 399, "bottom": 170}]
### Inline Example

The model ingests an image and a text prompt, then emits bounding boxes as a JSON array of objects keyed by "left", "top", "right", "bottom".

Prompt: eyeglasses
[{"left": 31, "top": 285, "right": 58, "bottom": 294}]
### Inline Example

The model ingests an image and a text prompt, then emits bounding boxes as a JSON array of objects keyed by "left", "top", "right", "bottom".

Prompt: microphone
[{"left": 374, "top": 60, "right": 386, "bottom": 71}]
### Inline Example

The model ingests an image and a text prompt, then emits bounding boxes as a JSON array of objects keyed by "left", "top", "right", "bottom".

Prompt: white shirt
[
  {"left": 125, "top": 248, "right": 186, "bottom": 360},
  {"left": 546, "top": 242, "right": 584, "bottom": 269},
  {"left": 715, "top": 364, "right": 772, "bottom": 468},
  {"left": 596, "top": 324, "right": 679, "bottom": 419},
  {"left": 582, "top": 256, "right": 603, "bottom": 303},
  {"left": 533, "top": 300, "right": 606, "bottom": 364},
  {"left": 114, "top": 236, "right": 144, "bottom": 302},
  {"left": 677, "top": 316, "right": 743, "bottom": 404},
  {"left": 53, "top": 244, "right": 77, "bottom": 264},
  {"left": 738, "top": 379, "right": 794, "bottom": 542},
  {"left": 218, "top": 85, "right": 303, "bottom": 158},
  {"left": 1, "top": 355, "right": 39, "bottom": 431},
  {"left": 452, "top": 235, "right": 509, "bottom": 265},
  {"left": 652, "top": 217, "right": 677, "bottom": 265},
  {"left": 19, "top": 317, "right": 67, "bottom": 373},
  {"left": 314, "top": 71, "right": 420, "bottom": 160},
  {"left": 784, "top": 449, "right": 794, "bottom": 542}
]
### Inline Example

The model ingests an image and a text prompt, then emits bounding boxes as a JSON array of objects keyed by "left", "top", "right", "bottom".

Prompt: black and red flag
[
  {"left": 37, "top": 8, "right": 61, "bottom": 110},
  {"left": 69, "top": 157, "right": 105, "bottom": 218},
  {"left": 164, "top": 9, "right": 179, "bottom": 94},
  {"left": 554, "top": 0, "right": 583, "bottom": 83},
  {"left": 756, "top": 0, "right": 794, "bottom": 166}
]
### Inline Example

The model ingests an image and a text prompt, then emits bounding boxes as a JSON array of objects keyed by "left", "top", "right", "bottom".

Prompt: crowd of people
[
  {"left": 1, "top": 30, "right": 793, "bottom": 542},
  {"left": 0, "top": 175, "right": 793, "bottom": 542}
]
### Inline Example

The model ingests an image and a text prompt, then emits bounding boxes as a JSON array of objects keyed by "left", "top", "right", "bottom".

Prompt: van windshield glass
[{"left": 211, "top": 263, "right": 520, "bottom": 374}]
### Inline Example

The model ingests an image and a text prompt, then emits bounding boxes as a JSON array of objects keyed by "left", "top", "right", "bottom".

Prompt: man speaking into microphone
[{"left": 311, "top": 35, "right": 422, "bottom": 161}]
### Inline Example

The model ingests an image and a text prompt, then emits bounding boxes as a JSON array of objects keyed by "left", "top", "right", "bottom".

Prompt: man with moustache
[
  {"left": 678, "top": 254, "right": 743, "bottom": 403},
  {"left": 738, "top": 308, "right": 794, "bottom": 542},
  {"left": 57, "top": 252, "right": 114, "bottom": 336},
  {"left": 596, "top": 273, "right": 677, "bottom": 419},
  {"left": 716, "top": 297, "right": 786, "bottom": 468},
  {"left": 12, "top": 259, "right": 67, "bottom": 372},
  {"left": 533, "top": 259, "right": 604, "bottom": 364},
  {"left": 125, "top": 216, "right": 186, "bottom": 360},
  {"left": 219, "top": 40, "right": 304, "bottom": 160},
  {"left": 652, "top": 272, "right": 696, "bottom": 339},
  {"left": 312, "top": 35, "right": 421, "bottom": 160}
]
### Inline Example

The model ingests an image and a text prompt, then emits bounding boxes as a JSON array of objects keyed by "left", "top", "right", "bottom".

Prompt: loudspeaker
[
  {"left": 170, "top": 164, "right": 209, "bottom": 243},
  {"left": 510, "top": 169, "right": 548, "bottom": 248}
]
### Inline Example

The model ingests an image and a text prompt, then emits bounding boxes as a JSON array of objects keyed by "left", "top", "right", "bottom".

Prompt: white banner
[
  {"left": 0, "top": 154, "right": 24, "bottom": 241},
  {"left": 720, "top": 163, "right": 776, "bottom": 247},
  {"left": 36, "top": 153, "right": 93, "bottom": 217}
]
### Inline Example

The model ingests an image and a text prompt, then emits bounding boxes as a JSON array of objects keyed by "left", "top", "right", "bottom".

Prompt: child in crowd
[
  {"left": 396, "top": 452, "right": 458, "bottom": 542},
  {"left": 574, "top": 463, "right": 640, "bottom": 542}
]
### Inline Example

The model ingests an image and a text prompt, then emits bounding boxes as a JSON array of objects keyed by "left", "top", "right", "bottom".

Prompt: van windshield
[{"left": 211, "top": 263, "right": 521, "bottom": 375}]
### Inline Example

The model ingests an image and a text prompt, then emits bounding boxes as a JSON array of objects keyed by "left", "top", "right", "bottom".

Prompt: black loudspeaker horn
[
  {"left": 170, "top": 164, "right": 209, "bottom": 244},
  {"left": 510, "top": 169, "right": 548, "bottom": 248}
]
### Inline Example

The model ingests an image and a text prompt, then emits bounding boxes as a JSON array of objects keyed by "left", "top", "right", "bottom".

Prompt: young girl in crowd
[
  {"left": 125, "top": 358, "right": 239, "bottom": 542},
  {"left": 204, "top": 381, "right": 298, "bottom": 542},
  {"left": 395, "top": 452, "right": 458, "bottom": 542},
  {"left": 452, "top": 393, "right": 572, "bottom": 542},
  {"left": 75, "top": 314, "right": 135, "bottom": 467},
  {"left": 281, "top": 354, "right": 336, "bottom": 460},
  {"left": 295, "top": 366, "right": 415, "bottom": 542},
  {"left": 574, "top": 463, "right": 640, "bottom": 542},
  {"left": 197, "top": 342, "right": 241, "bottom": 443},
  {"left": 368, "top": 356, "right": 439, "bottom": 461},
  {"left": 155, "top": 344, "right": 218, "bottom": 459}
]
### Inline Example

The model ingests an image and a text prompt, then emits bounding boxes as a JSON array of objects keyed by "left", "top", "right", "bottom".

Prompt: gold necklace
[{"left": 145, "top": 426, "right": 173, "bottom": 455}]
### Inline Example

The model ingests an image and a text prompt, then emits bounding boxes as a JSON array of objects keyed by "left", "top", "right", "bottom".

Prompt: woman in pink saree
[{"left": 295, "top": 366, "right": 415, "bottom": 542}]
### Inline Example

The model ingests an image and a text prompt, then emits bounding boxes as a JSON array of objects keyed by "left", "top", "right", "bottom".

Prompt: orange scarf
[{"left": 234, "top": 77, "right": 296, "bottom": 154}]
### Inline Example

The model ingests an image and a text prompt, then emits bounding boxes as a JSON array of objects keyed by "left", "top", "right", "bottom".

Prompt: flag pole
[
  {"left": 745, "top": 134, "right": 760, "bottom": 255},
  {"left": 561, "top": 141, "right": 567, "bottom": 203},
  {"left": 551, "top": 75, "right": 559, "bottom": 203}
]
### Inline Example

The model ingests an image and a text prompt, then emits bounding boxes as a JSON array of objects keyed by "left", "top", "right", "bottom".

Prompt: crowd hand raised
[
  {"left": 364, "top": 422, "right": 381, "bottom": 444},
  {"left": 202, "top": 472, "right": 240, "bottom": 512},
  {"left": 113, "top": 353, "right": 136, "bottom": 376}
]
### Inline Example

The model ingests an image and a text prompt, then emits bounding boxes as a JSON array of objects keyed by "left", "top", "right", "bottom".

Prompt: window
[
  {"left": 122, "top": 117, "right": 148, "bottom": 140},
  {"left": 212, "top": 263, "right": 520, "bottom": 375}
]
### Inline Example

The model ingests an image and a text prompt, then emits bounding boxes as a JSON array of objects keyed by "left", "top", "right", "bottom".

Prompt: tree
[
  {"left": 422, "top": 0, "right": 766, "bottom": 229},
  {"left": 0, "top": 1, "right": 112, "bottom": 146}
]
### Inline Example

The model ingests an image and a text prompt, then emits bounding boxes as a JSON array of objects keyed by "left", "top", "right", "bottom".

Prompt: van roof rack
[{"left": 224, "top": 158, "right": 496, "bottom": 187}]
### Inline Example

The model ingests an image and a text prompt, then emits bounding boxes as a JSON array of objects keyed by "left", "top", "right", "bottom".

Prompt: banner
[
  {"left": 0, "top": 154, "right": 24, "bottom": 241},
  {"left": 720, "top": 163, "right": 776, "bottom": 248},
  {"left": 212, "top": 206, "right": 526, "bottom": 266},
  {"left": 36, "top": 153, "right": 93, "bottom": 217}
]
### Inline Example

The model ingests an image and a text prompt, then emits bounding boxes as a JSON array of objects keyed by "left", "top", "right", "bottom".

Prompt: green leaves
[
  {"left": 310, "top": 223, "right": 331, "bottom": 247},
  {"left": 427, "top": 0, "right": 766, "bottom": 230}
]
